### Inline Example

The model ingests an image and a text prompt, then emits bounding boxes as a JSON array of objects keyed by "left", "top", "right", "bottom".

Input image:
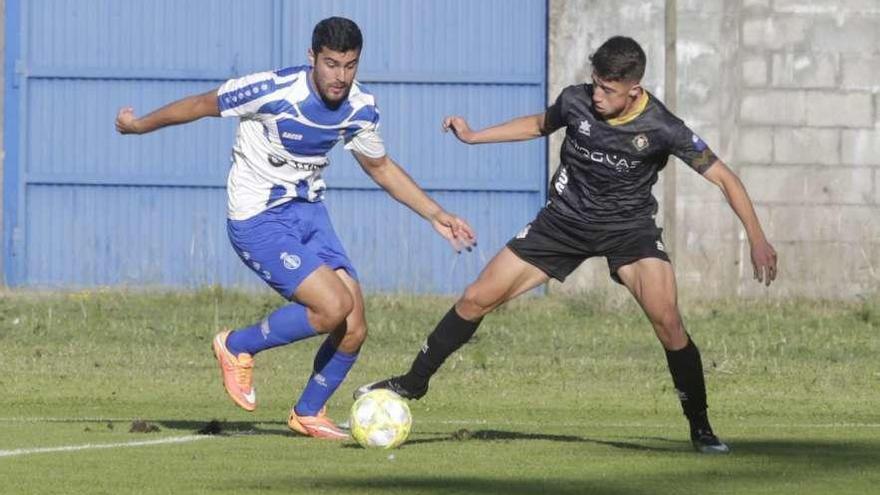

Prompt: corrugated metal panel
[{"left": 5, "top": 0, "right": 547, "bottom": 293}]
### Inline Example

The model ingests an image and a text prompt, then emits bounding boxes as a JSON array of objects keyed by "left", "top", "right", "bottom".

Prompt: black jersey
[{"left": 544, "top": 84, "right": 717, "bottom": 229}]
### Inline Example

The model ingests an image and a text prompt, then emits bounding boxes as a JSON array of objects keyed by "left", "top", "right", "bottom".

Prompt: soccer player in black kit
[{"left": 358, "top": 36, "right": 778, "bottom": 453}]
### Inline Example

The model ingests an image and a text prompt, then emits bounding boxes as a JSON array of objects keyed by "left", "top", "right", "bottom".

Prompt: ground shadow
[
  {"left": 157, "top": 419, "right": 292, "bottom": 437},
  {"left": 46, "top": 418, "right": 293, "bottom": 438},
  {"left": 397, "top": 428, "right": 682, "bottom": 453},
  {"left": 295, "top": 476, "right": 640, "bottom": 495},
  {"left": 261, "top": 438, "right": 880, "bottom": 495}
]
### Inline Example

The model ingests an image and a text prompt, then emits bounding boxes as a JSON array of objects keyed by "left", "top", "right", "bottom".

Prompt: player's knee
[
  {"left": 346, "top": 321, "right": 368, "bottom": 348},
  {"left": 457, "top": 285, "right": 496, "bottom": 320},
  {"left": 313, "top": 292, "right": 354, "bottom": 332},
  {"left": 652, "top": 308, "right": 685, "bottom": 348}
]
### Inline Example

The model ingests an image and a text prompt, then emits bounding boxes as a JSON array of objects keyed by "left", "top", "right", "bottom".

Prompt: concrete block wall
[
  {"left": 733, "top": 0, "right": 880, "bottom": 298},
  {"left": 549, "top": 0, "right": 880, "bottom": 299}
]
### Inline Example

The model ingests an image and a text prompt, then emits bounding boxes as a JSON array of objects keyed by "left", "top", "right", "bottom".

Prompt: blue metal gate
[{"left": 4, "top": 0, "right": 547, "bottom": 293}]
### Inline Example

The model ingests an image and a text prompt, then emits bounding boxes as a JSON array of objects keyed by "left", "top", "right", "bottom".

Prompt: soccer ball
[{"left": 350, "top": 389, "right": 412, "bottom": 449}]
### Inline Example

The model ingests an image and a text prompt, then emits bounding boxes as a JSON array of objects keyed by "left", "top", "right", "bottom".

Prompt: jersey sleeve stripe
[{"left": 219, "top": 79, "right": 277, "bottom": 113}]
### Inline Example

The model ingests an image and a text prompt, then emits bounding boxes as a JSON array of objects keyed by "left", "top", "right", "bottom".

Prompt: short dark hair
[
  {"left": 590, "top": 36, "right": 646, "bottom": 82},
  {"left": 311, "top": 17, "right": 363, "bottom": 55}
]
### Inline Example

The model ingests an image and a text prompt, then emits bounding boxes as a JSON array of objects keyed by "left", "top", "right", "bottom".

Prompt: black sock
[
  {"left": 401, "top": 306, "right": 482, "bottom": 389},
  {"left": 664, "top": 336, "right": 710, "bottom": 430}
]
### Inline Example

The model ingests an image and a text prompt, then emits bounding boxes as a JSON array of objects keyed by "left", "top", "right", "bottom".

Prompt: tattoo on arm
[{"left": 693, "top": 150, "right": 717, "bottom": 173}]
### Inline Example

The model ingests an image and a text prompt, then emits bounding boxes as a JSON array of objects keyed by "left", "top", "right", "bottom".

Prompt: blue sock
[
  {"left": 226, "top": 303, "right": 317, "bottom": 356},
  {"left": 294, "top": 338, "right": 358, "bottom": 416},
  {"left": 312, "top": 336, "right": 338, "bottom": 372}
]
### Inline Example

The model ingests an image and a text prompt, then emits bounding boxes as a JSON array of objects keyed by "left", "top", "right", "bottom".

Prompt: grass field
[{"left": 1, "top": 288, "right": 879, "bottom": 494}]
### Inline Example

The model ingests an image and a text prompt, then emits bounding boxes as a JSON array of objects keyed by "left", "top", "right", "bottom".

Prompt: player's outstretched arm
[
  {"left": 443, "top": 112, "right": 559, "bottom": 145},
  {"left": 115, "top": 88, "right": 221, "bottom": 135},
  {"left": 352, "top": 151, "right": 476, "bottom": 253},
  {"left": 703, "top": 160, "right": 778, "bottom": 286}
]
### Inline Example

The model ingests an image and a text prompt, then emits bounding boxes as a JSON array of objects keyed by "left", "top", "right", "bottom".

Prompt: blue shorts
[{"left": 227, "top": 200, "right": 357, "bottom": 299}]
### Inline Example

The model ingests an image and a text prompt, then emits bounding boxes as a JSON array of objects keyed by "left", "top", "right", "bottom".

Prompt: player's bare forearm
[
  {"left": 115, "top": 89, "right": 220, "bottom": 135},
  {"left": 704, "top": 161, "right": 766, "bottom": 244},
  {"left": 444, "top": 113, "right": 547, "bottom": 144},
  {"left": 355, "top": 154, "right": 442, "bottom": 219},
  {"left": 704, "top": 159, "right": 778, "bottom": 284},
  {"left": 354, "top": 152, "right": 477, "bottom": 251}
]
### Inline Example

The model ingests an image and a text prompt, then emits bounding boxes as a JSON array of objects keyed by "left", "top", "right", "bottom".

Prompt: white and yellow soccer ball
[{"left": 350, "top": 389, "right": 412, "bottom": 449}]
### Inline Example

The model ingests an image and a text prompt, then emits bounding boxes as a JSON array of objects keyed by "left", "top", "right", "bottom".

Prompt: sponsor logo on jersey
[
  {"left": 281, "top": 252, "right": 301, "bottom": 270},
  {"left": 570, "top": 139, "right": 642, "bottom": 173},
  {"left": 268, "top": 154, "right": 288, "bottom": 167},
  {"left": 516, "top": 224, "right": 532, "bottom": 239},
  {"left": 578, "top": 120, "right": 592, "bottom": 137},
  {"left": 267, "top": 153, "right": 327, "bottom": 172},
  {"left": 656, "top": 240, "right": 665, "bottom": 252},
  {"left": 289, "top": 161, "right": 328, "bottom": 171},
  {"left": 282, "top": 131, "right": 303, "bottom": 141}
]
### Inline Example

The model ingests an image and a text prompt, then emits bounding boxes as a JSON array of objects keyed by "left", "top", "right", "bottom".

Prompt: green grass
[{"left": 1, "top": 288, "right": 878, "bottom": 494}]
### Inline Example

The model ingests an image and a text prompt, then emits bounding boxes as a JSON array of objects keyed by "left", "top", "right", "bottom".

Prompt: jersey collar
[{"left": 606, "top": 91, "right": 650, "bottom": 126}]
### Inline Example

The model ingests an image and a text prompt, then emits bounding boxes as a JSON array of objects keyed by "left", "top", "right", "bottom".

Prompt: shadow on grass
[
  {"left": 394, "top": 429, "right": 681, "bottom": 453},
  {"left": 48, "top": 418, "right": 294, "bottom": 438},
  {"left": 156, "top": 419, "right": 291, "bottom": 437},
  {"left": 277, "top": 438, "right": 880, "bottom": 495},
  {"left": 298, "top": 476, "right": 633, "bottom": 495}
]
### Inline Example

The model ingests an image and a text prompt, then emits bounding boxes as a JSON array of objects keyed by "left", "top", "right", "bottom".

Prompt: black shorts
[{"left": 506, "top": 209, "right": 670, "bottom": 284}]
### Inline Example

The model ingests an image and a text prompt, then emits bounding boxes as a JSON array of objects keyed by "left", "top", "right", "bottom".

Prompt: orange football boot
[
  {"left": 212, "top": 330, "right": 256, "bottom": 412},
  {"left": 287, "top": 406, "right": 349, "bottom": 440}
]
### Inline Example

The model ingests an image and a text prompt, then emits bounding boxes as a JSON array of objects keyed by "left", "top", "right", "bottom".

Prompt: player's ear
[
  {"left": 307, "top": 49, "right": 316, "bottom": 66},
  {"left": 628, "top": 83, "right": 642, "bottom": 99}
]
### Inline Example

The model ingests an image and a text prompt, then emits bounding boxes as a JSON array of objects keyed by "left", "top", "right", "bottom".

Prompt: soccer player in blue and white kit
[{"left": 115, "top": 17, "right": 475, "bottom": 439}]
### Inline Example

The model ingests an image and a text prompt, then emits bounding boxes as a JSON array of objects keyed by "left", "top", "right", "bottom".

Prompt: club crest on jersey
[
  {"left": 632, "top": 133, "right": 649, "bottom": 151},
  {"left": 578, "top": 120, "right": 592, "bottom": 137},
  {"left": 280, "top": 252, "right": 301, "bottom": 270}
]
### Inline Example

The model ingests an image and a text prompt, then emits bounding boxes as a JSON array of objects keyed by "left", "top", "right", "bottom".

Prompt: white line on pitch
[{"left": 0, "top": 435, "right": 213, "bottom": 459}]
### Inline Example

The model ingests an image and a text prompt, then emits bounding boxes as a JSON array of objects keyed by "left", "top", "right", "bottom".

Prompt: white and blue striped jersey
[{"left": 217, "top": 65, "right": 386, "bottom": 220}]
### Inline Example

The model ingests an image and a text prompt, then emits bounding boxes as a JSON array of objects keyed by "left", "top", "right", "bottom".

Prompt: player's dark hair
[
  {"left": 312, "top": 17, "right": 363, "bottom": 55},
  {"left": 590, "top": 36, "right": 646, "bottom": 82}
]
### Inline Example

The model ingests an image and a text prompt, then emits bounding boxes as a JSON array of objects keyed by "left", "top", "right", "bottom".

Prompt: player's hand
[
  {"left": 115, "top": 107, "right": 141, "bottom": 134},
  {"left": 750, "top": 238, "right": 778, "bottom": 286},
  {"left": 442, "top": 116, "right": 476, "bottom": 144},
  {"left": 430, "top": 211, "right": 477, "bottom": 253}
]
